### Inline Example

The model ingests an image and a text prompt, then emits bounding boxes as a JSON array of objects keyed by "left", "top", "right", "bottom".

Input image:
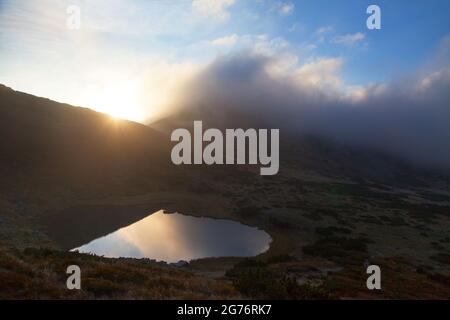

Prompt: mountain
[
  {"left": 0, "top": 84, "right": 175, "bottom": 198},
  {"left": 0, "top": 84, "right": 181, "bottom": 250},
  {"left": 151, "top": 101, "right": 450, "bottom": 187},
  {"left": 1, "top": 84, "right": 450, "bottom": 299}
]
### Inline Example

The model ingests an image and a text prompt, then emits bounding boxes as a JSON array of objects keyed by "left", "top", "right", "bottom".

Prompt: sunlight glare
[{"left": 82, "top": 82, "right": 147, "bottom": 122}]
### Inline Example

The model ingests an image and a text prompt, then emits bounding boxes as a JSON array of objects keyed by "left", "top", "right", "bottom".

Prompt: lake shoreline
[
  {"left": 72, "top": 210, "right": 272, "bottom": 263},
  {"left": 40, "top": 191, "right": 288, "bottom": 276}
]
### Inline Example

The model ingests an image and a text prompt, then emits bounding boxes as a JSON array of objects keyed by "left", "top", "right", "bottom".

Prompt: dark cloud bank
[{"left": 171, "top": 45, "right": 450, "bottom": 170}]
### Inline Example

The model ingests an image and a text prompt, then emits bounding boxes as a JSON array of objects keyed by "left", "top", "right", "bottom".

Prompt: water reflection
[{"left": 72, "top": 210, "right": 271, "bottom": 262}]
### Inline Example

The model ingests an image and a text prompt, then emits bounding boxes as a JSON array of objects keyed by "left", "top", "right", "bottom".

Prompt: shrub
[
  {"left": 226, "top": 259, "right": 332, "bottom": 299},
  {"left": 267, "top": 254, "right": 298, "bottom": 264}
]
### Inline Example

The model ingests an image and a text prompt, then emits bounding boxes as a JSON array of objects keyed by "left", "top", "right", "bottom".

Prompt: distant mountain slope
[{"left": 150, "top": 103, "right": 450, "bottom": 187}]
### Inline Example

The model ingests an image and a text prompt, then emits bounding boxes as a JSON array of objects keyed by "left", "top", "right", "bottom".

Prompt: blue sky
[
  {"left": 174, "top": 0, "right": 450, "bottom": 84},
  {"left": 0, "top": 0, "right": 449, "bottom": 121}
]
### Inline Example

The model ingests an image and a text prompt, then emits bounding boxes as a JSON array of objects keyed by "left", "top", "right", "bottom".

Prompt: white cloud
[
  {"left": 419, "top": 68, "right": 450, "bottom": 90},
  {"left": 294, "top": 57, "right": 344, "bottom": 88},
  {"left": 278, "top": 2, "right": 294, "bottom": 16},
  {"left": 264, "top": 53, "right": 299, "bottom": 77},
  {"left": 332, "top": 32, "right": 365, "bottom": 45},
  {"left": 192, "top": 0, "right": 236, "bottom": 22},
  {"left": 249, "top": 35, "right": 290, "bottom": 55},
  {"left": 211, "top": 34, "right": 239, "bottom": 47},
  {"left": 316, "top": 26, "right": 333, "bottom": 34}
]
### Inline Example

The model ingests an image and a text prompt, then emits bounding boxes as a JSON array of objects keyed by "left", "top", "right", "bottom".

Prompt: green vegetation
[{"left": 225, "top": 259, "right": 333, "bottom": 299}]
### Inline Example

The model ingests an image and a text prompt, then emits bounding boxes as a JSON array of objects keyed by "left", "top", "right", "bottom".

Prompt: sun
[
  {"left": 83, "top": 83, "right": 147, "bottom": 122},
  {"left": 103, "top": 99, "right": 143, "bottom": 122}
]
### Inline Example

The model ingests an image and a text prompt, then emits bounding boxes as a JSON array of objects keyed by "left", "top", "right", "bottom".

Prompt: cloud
[
  {"left": 169, "top": 49, "right": 450, "bottom": 169},
  {"left": 247, "top": 34, "right": 290, "bottom": 55},
  {"left": 211, "top": 34, "right": 239, "bottom": 47},
  {"left": 288, "top": 22, "right": 303, "bottom": 32},
  {"left": 332, "top": 32, "right": 365, "bottom": 45},
  {"left": 316, "top": 26, "right": 333, "bottom": 34},
  {"left": 315, "top": 26, "right": 333, "bottom": 44},
  {"left": 192, "top": 0, "right": 236, "bottom": 22},
  {"left": 0, "top": 0, "right": 204, "bottom": 123},
  {"left": 206, "top": 33, "right": 291, "bottom": 56},
  {"left": 294, "top": 58, "right": 343, "bottom": 88},
  {"left": 278, "top": 2, "right": 295, "bottom": 16}
]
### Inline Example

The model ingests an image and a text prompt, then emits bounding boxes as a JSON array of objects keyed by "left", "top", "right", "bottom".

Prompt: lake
[{"left": 72, "top": 210, "right": 271, "bottom": 262}]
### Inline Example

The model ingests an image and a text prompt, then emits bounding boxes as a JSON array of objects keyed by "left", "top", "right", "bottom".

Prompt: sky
[
  {"left": 0, "top": 1, "right": 450, "bottom": 168},
  {"left": 0, "top": 0, "right": 449, "bottom": 121}
]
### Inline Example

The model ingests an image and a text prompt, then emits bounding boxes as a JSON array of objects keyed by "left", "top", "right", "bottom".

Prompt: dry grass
[{"left": 0, "top": 248, "right": 237, "bottom": 300}]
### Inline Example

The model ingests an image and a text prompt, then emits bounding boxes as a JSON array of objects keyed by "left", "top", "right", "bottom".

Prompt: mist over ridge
[{"left": 161, "top": 42, "right": 450, "bottom": 170}]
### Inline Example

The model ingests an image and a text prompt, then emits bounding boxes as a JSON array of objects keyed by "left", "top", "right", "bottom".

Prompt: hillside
[
  {"left": 1, "top": 84, "right": 450, "bottom": 299},
  {"left": 0, "top": 84, "right": 171, "bottom": 197},
  {"left": 0, "top": 84, "right": 178, "bottom": 250}
]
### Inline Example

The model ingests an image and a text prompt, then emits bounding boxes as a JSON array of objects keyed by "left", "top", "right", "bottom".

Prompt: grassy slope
[{"left": 0, "top": 248, "right": 236, "bottom": 300}]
